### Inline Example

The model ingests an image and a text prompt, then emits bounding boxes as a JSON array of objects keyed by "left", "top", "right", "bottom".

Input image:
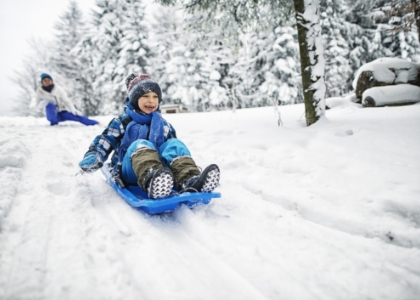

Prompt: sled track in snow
[{"left": 1, "top": 112, "right": 420, "bottom": 300}]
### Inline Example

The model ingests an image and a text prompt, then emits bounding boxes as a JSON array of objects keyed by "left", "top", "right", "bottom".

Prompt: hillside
[{"left": 1, "top": 101, "right": 419, "bottom": 299}]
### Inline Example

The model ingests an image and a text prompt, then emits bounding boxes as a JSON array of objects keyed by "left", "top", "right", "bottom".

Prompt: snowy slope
[{"left": 1, "top": 101, "right": 420, "bottom": 300}]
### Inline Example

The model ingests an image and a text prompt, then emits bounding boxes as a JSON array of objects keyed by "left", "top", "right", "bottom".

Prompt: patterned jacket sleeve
[
  {"left": 164, "top": 120, "right": 177, "bottom": 139},
  {"left": 83, "top": 115, "right": 125, "bottom": 162}
]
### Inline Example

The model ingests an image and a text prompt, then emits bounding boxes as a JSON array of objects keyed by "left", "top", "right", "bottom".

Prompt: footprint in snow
[{"left": 335, "top": 129, "right": 354, "bottom": 137}]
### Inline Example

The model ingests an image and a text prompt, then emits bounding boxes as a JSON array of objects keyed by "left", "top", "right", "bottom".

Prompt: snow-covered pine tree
[
  {"left": 341, "top": 0, "right": 391, "bottom": 91},
  {"left": 370, "top": 0, "right": 420, "bottom": 62},
  {"left": 344, "top": 0, "right": 419, "bottom": 68},
  {"left": 344, "top": 23, "right": 378, "bottom": 89},
  {"left": 146, "top": 4, "right": 184, "bottom": 102},
  {"left": 148, "top": 4, "right": 233, "bottom": 111},
  {"left": 113, "top": 0, "right": 151, "bottom": 112},
  {"left": 164, "top": 40, "right": 232, "bottom": 112},
  {"left": 49, "top": 1, "right": 96, "bottom": 115},
  {"left": 70, "top": 35, "right": 103, "bottom": 116},
  {"left": 71, "top": 1, "right": 112, "bottom": 116},
  {"left": 267, "top": 26, "right": 303, "bottom": 105},
  {"left": 157, "top": 0, "right": 326, "bottom": 126},
  {"left": 79, "top": 0, "right": 124, "bottom": 114},
  {"left": 228, "top": 24, "right": 302, "bottom": 109},
  {"left": 414, "top": 0, "right": 420, "bottom": 42},
  {"left": 320, "top": 0, "right": 353, "bottom": 96},
  {"left": 344, "top": 0, "right": 377, "bottom": 28},
  {"left": 11, "top": 38, "right": 52, "bottom": 117},
  {"left": 75, "top": 0, "right": 152, "bottom": 114},
  {"left": 220, "top": 32, "right": 256, "bottom": 110}
]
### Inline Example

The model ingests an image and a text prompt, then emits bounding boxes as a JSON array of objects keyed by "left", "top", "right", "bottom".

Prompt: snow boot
[
  {"left": 143, "top": 168, "right": 174, "bottom": 199},
  {"left": 131, "top": 148, "right": 174, "bottom": 199},
  {"left": 182, "top": 164, "right": 220, "bottom": 193},
  {"left": 170, "top": 156, "right": 201, "bottom": 190}
]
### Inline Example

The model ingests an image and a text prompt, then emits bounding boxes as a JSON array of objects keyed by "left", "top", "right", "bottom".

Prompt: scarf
[
  {"left": 42, "top": 84, "right": 54, "bottom": 93},
  {"left": 118, "top": 104, "right": 164, "bottom": 163}
]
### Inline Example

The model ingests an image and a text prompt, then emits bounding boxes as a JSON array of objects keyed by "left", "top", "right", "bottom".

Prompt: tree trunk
[
  {"left": 413, "top": 0, "right": 420, "bottom": 43},
  {"left": 293, "top": 0, "right": 326, "bottom": 126}
]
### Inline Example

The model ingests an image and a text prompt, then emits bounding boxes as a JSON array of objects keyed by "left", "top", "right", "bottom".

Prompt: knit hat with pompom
[{"left": 126, "top": 74, "right": 162, "bottom": 110}]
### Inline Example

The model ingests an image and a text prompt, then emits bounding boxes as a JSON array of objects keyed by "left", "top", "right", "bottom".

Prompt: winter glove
[{"left": 79, "top": 153, "right": 103, "bottom": 172}]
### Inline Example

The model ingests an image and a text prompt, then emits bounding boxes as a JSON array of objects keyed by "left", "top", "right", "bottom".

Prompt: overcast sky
[{"left": 0, "top": 0, "right": 96, "bottom": 116}]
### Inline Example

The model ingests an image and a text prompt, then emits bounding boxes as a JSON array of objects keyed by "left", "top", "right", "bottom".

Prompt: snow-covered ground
[{"left": 1, "top": 100, "right": 420, "bottom": 300}]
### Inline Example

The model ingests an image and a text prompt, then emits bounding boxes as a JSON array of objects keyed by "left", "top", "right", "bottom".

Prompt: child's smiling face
[{"left": 138, "top": 92, "right": 159, "bottom": 114}]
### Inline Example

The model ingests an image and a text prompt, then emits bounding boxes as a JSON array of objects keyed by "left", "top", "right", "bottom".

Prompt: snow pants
[
  {"left": 46, "top": 103, "right": 98, "bottom": 126},
  {"left": 121, "top": 138, "right": 200, "bottom": 189}
]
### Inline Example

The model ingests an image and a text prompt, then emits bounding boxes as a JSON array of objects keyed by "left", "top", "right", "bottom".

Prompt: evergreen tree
[
  {"left": 229, "top": 25, "right": 302, "bottom": 108},
  {"left": 76, "top": 0, "right": 152, "bottom": 114},
  {"left": 414, "top": 0, "right": 420, "bottom": 42},
  {"left": 370, "top": 0, "right": 420, "bottom": 61},
  {"left": 71, "top": 33, "right": 103, "bottom": 116},
  {"left": 146, "top": 4, "right": 185, "bottom": 101},
  {"left": 11, "top": 38, "right": 52, "bottom": 117},
  {"left": 114, "top": 0, "right": 151, "bottom": 111},
  {"left": 157, "top": 0, "right": 326, "bottom": 126},
  {"left": 265, "top": 26, "right": 302, "bottom": 105},
  {"left": 148, "top": 4, "right": 233, "bottom": 111},
  {"left": 344, "top": 0, "right": 377, "bottom": 28},
  {"left": 342, "top": 0, "right": 398, "bottom": 90},
  {"left": 49, "top": 1, "right": 96, "bottom": 115},
  {"left": 344, "top": 0, "right": 419, "bottom": 66},
  {"left": 320, "top": 0, "right": 353, "bottom": 96},
  {"left": 79, "top": 0, "right": 125, "bottom": 114},
  {"left": 164, "top": 40, "right": 232, "bottom": 112}
]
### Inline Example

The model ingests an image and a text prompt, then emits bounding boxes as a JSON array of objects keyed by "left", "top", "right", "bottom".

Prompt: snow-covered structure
[{"left": 352, "top": 57, "right": 420, "bottom": 106}]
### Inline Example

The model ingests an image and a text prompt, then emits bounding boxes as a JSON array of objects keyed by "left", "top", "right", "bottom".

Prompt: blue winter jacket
[{"left": 82, "top": 100, "right": 177, "bottom": 173}]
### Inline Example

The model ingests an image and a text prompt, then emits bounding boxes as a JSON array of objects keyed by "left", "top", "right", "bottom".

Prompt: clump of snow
[
  {"left": 372, "top": 68, "right": 396, "bottom": 83},
  {"left": 326, "top": 93, "right": 360, "bottom": 108},
  {"left": 0, "top": 104, "right": 420, "bottom": 299},
  {"left": 395, "top": 70, "right": 410, "bottom": 83},
  {"left": 363, "top": 84, "right": 420, "bottom": 106},
  {"left": 352, "top": 57, "right": 420, "bottom": 89}
]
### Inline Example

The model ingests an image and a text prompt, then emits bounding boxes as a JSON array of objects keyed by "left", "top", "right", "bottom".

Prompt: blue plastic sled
[{"left": 101, "top": 166, "right": 221, "bottom": 214}]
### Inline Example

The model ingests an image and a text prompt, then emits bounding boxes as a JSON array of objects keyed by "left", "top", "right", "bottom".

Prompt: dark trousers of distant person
[{"left": 45, "top": 103, "right": 98, "bottom": 126}]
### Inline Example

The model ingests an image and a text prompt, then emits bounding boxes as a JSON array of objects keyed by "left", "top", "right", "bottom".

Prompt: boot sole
[
  {"left": 201, "top": 167, "right": 220, "bottom": 192},
  {"left": 148, "top": 169, "right": 174, "bottom": 199}
]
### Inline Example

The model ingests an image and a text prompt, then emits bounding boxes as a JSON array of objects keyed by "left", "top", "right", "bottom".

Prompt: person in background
[
  {"left": 35, "top": 73, "right": 98, "bottom": 126},
  {"left": 78, "top": 74, "right": 220, "bottom": 199}
]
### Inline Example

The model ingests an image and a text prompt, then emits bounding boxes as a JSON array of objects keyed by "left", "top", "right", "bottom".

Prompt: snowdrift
[{"left": 1, "top": 102, "right": 419, "bottom": 299}]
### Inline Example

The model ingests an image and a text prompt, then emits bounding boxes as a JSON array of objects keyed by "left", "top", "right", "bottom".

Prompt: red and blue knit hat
[{"left": 126, "top": 74, "right": 162, "bottom": 110}]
